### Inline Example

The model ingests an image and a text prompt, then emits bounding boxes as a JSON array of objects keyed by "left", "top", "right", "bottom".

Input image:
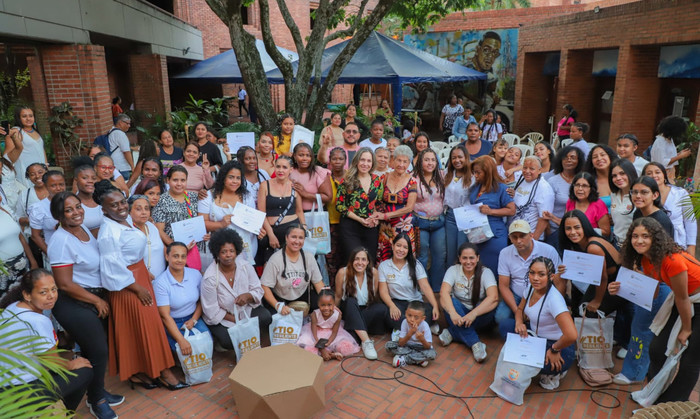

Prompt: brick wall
[
  {"left": 514, "top": 0, "right": 700, "bottom": 145},
  {"left": 128, "top": 54, "right": 172, "bottom": 129},
  {"left": 29, "top": 44, "right": 113, "bottom": 168}
]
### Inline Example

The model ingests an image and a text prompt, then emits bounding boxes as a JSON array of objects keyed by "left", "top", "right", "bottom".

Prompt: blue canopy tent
[
  {"left": 266, "top": 31, "right": 487, "bottom": 116},
  {"left": 172, "top": 39, "right": 297, "bottom": 83}
]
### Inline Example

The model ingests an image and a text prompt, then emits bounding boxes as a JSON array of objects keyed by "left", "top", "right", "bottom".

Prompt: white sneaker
[
  {"left": 471, "top": 342, "right": 487, "bottom": 363},
  {"left": 616, "top": 348, "right": 628, "bottom": 359},
  {"left": 393, "top": 355, "right": 406, "bottom": 368},
  {"left": 539, "top": 372, "right": 563, "bottom": 390},
  {"left": 430, "top": 323, "right": 440, "bottom": 335},
  {"left": 361, "top": 340, "right": 377, "bottom": 360},
  {"left": 439, "top": 329, "right": 453, "bottom": 346},
  {"left": 391, "top": 329, "right": 401, "bottom": 342},
  {"left": 539, "top": 374, "right": 553, "bottom": 389},
  {"left": 612, "top": 373, "right": 637, "bottom": 385},
  {"left": 419, "top": 360, "right": 429, "bottom": 367}
]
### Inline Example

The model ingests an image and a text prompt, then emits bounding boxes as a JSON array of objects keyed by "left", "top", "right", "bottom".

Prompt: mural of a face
[{"left": 475, "top": 37, "right": 501, "bottom": 71}]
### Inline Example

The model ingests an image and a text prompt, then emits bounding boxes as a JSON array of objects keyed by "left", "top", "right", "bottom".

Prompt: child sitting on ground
[
  {"left": 385, "top": 300, "right": 437, "bottom": 367},
  {"left": 296, "top": 289, "right": 360, "bottom": 360}
]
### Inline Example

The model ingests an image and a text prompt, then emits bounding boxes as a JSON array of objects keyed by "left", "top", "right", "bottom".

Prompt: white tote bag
[
  {"left": 304, "top": 194, "right": 331, "bottom": 255},
  {"left": 489, "top": 340, "right": 541, "bottom": 406},
  {"left": 227, "top": 304, "right": 261, "bottom": 362},
  {"left": 175, "top": 327, "right": 214, "bottom": 385},
  {"left": 632, "top": 345, "right": 687, "bottom": 407},
  {"left": 574, "top": 304, "right": 615, "bottom": 369},
  {"left": 269, "top": 310, "right": 303, "bottom": 346}
]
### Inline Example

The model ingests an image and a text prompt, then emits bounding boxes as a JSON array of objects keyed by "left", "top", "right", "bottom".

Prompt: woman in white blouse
[
  {"left": 200, "top": 161, "right": 265, "bottom": 266},
  {"left": 201, "top": 228, "right": 271, "bottom": 349},
  {"left": 29, "top": 170, "right": 66, "bottom": 260},
  {"left": 3, "top": 106, "right": 48, "bottom": 188},
  {"left": 439, "top": 243, "right": 498, "bottom": 363},
  {"left": 94, "top": 180, "right": 182, "bottom": 390},
  {"left": 378, "top": 233, "right": 439, "bottom": 332},
  {"left": 74, "top": 164, "right": 103, "bottom": 233},
  {"left": 129, "top": 195, "right": 166, "bottom": 278},
  {"left": 499, "top": 257, "right": 577, "bottom": 390},
  {"left": 0, "top": 197, "right": 36, "bottom": 297},
  {"left": 644, "top": 162, "right": 697, "bottom": 255},
  {"left": 47, "top": 191, "right": 123, "bottom": 416},
  {"left": 443, "top": 145, "right": 471, "bottom": 267},
  {"left": 608, "top": 159, "right": 637, "bottom": 245},
  {"left": 509, "top": 156, "right": 553, "bottom": 241}
]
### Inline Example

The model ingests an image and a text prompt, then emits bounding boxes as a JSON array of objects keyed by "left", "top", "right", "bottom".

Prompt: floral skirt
[
  {"left": 376, "top": 216, "right": 418, "bottom": 263},
  {"left": 0, "top": 253, "right": 29, "bottom": 297}
]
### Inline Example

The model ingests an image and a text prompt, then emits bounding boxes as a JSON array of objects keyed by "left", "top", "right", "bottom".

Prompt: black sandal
[
  {"left": 129, "top": 374, "right": 159, "bottom": 390},
  {"left": 157, "top": 377, "right": 189, "bottom": 391}
]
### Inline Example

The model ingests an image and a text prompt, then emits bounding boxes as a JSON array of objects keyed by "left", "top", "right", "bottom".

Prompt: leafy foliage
[
  {"left": 48, "top": 102, "right": 83, "bottom": 164},
  {"left": 677, "top": 122, "right": 700, "bottom": 180},
  {"left": 0, "top": 66, "right": 30, "bottom": 122},
  {"left": 0, "top": 313, "right": 72, "bottom": 418}
]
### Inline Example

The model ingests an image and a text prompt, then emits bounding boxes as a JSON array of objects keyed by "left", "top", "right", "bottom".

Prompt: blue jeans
[
  {"left": 495, "top": 293, "right": 522, "bottom": 338},
  {"left": 444, "top": 296, "right": 495, "bottom": 346},
  {"left": 416, "top": 215, "right": 447, "bottom": 292},
  {"left": 621, "top": 283, "right": 671, "bottom": 382},
  {"left": 445, "top": 208, "right": 467, "bottom": 268},
  {"left": 165, "top": 314, "right": 211, "bottom": 351},
  {"left": 499, "top": 318, "right": 576, "bottom": 376}
]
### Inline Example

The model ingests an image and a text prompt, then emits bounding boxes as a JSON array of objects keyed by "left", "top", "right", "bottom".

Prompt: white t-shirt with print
[
  {"left": 443, "top": 265, "right": 497, "bottom": 310},
  {"left": 378, "top": 259, "right": 427, "bottom": 302},
  {"left": 260, "top": 249, "right": 322, "bottom": 301}
]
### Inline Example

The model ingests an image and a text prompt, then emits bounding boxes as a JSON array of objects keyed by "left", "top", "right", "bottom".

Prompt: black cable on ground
[{"left": 340, "top": 356, "right": 633, "bottom": 419}]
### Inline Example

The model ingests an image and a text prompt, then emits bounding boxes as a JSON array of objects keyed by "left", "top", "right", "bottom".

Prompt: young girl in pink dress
[{"left": 296, "top": 289, "right": 360, "bottom": 360}]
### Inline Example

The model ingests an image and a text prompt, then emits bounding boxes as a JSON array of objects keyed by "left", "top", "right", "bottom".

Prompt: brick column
[
  {"left": 26, "top": 55, "right": 51, "bottom": 136},
  {"left": 513, "top": 52, "right": 550, "bottom": 136},
  {"left": 556, "top": 49, "right": 595, "bottom": 128},
  {"left": 610, "top": 43, "right": 661, "bottom": 149},
  {"left": 38, "top": 44, "right": 112, "bottom": 169},
  {"left": 128, "top": 54, "right": 172, "bottom": 128}
]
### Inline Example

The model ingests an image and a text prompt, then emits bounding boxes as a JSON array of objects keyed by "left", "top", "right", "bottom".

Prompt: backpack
[{"left": 93, "top": 128, "right": 118, "bottom": 154}]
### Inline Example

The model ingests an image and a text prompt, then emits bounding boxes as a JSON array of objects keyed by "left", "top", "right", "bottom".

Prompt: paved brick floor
[{"left": 74, "top": 328, "right": 647, "bottom": 418}]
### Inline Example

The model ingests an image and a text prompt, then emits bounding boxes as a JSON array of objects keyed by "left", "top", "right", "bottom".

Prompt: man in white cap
[{"left": 495, "top": 219, "right": 561, "bottom": 336}]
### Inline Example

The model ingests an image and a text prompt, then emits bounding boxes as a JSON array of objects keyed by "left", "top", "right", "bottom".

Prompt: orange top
[{"left": 641, "top": 252, "right": 700, "bottom": 294}]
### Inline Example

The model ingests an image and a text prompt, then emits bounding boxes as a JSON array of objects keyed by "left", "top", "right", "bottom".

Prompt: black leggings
[
  {"left": 340, "top": 297, "right": 388, "bottom": 337},
  {"left": 208, "top": 306, "right": 273, "bottom": 350},
  {"left": 648, "top": 304, "right": 700, "bottom": 403},
  {"left": 27, "top": 367, "right": 93, "bottom": 411},
  {"left": 385, "top": 298, "right": 434, "bottom": 331},
  {"left": 52, "top": 290, "right": 108, "bottom": 404},
  {"left": 338, "top": 217, "right": 378, "bottom": 266}
]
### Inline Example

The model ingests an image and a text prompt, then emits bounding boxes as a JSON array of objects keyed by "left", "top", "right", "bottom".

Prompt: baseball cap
[{"left": 508, "top": 220, "right": 531, "bottom": 235}]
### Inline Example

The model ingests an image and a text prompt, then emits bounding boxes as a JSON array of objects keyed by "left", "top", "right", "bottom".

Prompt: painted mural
[
  {"left": 658, "top": 44, "right": 700, "bottom": 79},
  {"left": 403, "top": 29, "right": 518, "bottom": 130}
]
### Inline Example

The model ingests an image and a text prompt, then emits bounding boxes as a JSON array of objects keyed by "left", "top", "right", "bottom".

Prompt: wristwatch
[{"left": 550, "top": 347, "right": 560, "bottom": 354}]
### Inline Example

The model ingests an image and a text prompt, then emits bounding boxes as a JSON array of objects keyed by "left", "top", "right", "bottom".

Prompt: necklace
[
  {"left": 23, "top": 127, "right": 35, "bottom": 133},
  {"left": 66, "top": 226, "right": 89, "bottom": 243}
]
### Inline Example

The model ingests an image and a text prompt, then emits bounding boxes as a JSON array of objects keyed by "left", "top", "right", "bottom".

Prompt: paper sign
[
  {"left": 454, "top": 203, "right": 489, "bottom": 231},
  {"left": 171, "top": 216, "right": 207, "bottom": 244},
  {"left": 226, "top": 132, "right": 255, "bottom": 154},
  {"left": 231, "top": 202, "right": 266, "bottom": 235},
  {"left": 561, "top": 249, "right": 604, "bottom": 287},
  {"left": 290, "top": 125, "right": 315, "bottom": 150},
  {"left": 616, "top": 267, "right": 659, "bottom": 311},
  {"left": 503, "top": 333, "right": 547, "bottom": 368}
]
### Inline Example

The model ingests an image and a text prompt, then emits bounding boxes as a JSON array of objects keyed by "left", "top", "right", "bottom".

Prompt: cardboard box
[{"left": 228, "top": 343, "right": 325, "bottom": 419}]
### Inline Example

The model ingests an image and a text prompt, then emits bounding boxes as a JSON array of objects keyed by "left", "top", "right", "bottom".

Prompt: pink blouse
[
  {"left": 565, "top": 198, "right": 608, "bottom": 229},
  {"left": 183, "top": 163, "right": 214, "bottom": 192},
  {"left": 290, "top": 167, "right": 330, "bottom": 211},
  {"left": 413, "top": 178, "right": 444, "bottom": 219}
]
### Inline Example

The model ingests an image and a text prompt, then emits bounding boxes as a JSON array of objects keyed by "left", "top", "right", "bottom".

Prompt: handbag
[
  {"left": 175, "top": 327, "right": 214, "bottom": 385},
  {"left": 579, "top": 367, "right": 613, "bottom": 387},
  {"left": 304, "top": 194, "right": 331, "bottom": 255},
  {"left": 489, "top": 330, "right": 542, "bottom": 406},
  {"left": 632, "top": 344, "right": 687, "bottom": 407},
  {"left": 227, "top": 303, "right": 261, "bottom": 362},
  {"left": 269, "top": 309, "right": 303, "bottom": 346},
  {"left": 464, "top": 224, "right": 494, "bottom": 244},
  {"left": 574, "top": 303, "right": 615, "bottom": 369}
]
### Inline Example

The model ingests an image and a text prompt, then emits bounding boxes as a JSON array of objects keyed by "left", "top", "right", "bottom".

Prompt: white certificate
[
  {"left": 453, "top": 203, "right": 489, "bottom": 231},
  {"left": 171, "top": 216, "right": 207, "bottom": 244},
  {"left": 226, "top": 132, "right": 255, "bottom": 154},
  {"left": 616, "top": 267, "right": 659, "bottom": 311},
  {"left": 561, "top": 249, "right": 604, "bottom": 286},
  {"left": 231, "top": 202, "right": 266, "bottom": 235},
  {"left": 290, "top": 125, "right": 315, "bottom": 150},
  {"left": 503, "top": 333, "right": 547, "bottom": 368}
]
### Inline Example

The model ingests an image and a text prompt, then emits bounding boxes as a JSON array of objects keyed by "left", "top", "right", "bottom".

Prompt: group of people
[{"left": 0, "top": 104, "right": 698, "bottom": 416}]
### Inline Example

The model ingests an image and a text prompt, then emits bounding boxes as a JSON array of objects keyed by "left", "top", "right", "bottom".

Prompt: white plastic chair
[
  {"left": 502, "top": 133, "right": 520, "bottom": 146},
  {"left": 447, "top": 135, "right": 457, "bottom": 143},
  {"left": 512, "top": 144, "right": 534, "bottom": 162},
  {"left": 431, "top": 142, "right": 448, "bottom": 153},
  {"left": 587, "top": 142, "right": 598, "bottom": 150},
  {"left": 518, "top": 137, "right": 537, "bottom": 148},
  {"left": 438, "top": 148, "right": 452, "bottom": 167},
  {"left": 560, "top": 138, "right": 574, "bottom": 148},
  {"left": 522, "top": 132, "right": 544, "bottom": 144}
]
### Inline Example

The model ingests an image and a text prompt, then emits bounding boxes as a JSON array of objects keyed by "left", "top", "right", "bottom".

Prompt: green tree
[
  {"left": 205, "top": 0, "right": 481, "bottom": 131},
  {"left": 471, "top": 0, "right": 531, "bottom": 10}
]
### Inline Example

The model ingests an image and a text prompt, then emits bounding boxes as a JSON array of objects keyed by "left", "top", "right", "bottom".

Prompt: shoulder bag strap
[{"left": 273, "top": 188, "right": 295, "bottom": 227}]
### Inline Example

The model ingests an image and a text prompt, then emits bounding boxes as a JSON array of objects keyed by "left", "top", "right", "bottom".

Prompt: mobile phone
[
  {"left": 315, "top": 338, "right": 328, "bottom": 349},
  {"left": 0, "top": 120, "right": 9, "bottom": 133}
]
